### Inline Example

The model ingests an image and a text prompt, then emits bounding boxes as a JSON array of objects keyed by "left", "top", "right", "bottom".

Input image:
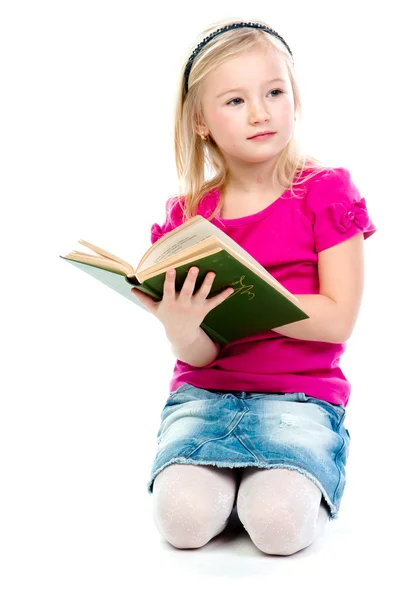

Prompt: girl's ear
[
  {"left": 193, "top": 110, "right": 208, "bottom": 137},
  {"left": 193, "top": 120, "right": 203, "bottom": 137},
  {"left": 194, "top": 125, "right": 209, "bottom": 139}
]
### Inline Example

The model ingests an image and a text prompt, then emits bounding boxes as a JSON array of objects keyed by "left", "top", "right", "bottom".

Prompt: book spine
[
  {"left": 128, "top": 277, "right": 161, "bottom": 302},
  {"left": 200, "top": 322, "right": 229, "bottom": 347}
]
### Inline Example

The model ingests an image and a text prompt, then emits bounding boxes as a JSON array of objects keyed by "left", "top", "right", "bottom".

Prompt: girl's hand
[{"left": 131, "top": 267, "right": 234, "bottom": 347}]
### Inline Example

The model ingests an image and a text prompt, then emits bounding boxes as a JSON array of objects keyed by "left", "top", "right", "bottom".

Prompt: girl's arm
[
  {"left": 272, "top": 233, "right": 364, "bottom": 343},
  {"left": 170, "top": 328, "right": 220, "bottom": 367}
]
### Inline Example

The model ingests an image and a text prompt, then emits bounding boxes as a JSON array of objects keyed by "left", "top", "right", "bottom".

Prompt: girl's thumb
[{"left": 130, "top": 288, "right": 155, "bottom": 311}]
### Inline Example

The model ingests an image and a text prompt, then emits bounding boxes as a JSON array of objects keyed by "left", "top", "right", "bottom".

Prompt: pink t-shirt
[{"left": 150, "top": 167, "right": 377, "bottom": 407}]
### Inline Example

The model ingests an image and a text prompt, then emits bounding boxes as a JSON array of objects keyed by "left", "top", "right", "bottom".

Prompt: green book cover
[{"left": 60, "top": 249, "right": 309, "bottom": 347}]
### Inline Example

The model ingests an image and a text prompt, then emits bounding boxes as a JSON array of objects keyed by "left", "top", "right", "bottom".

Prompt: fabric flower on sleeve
[
  {"left": 327, "top": 198, "right": 371, "bottom": 233},
  {"left": 150, "top": 222, "right": 163, "bottom": 244}
]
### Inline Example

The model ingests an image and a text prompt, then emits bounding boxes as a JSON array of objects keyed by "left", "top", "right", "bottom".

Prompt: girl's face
[{"left": 198, "top": 46, "right": 295, "bottom": 163}]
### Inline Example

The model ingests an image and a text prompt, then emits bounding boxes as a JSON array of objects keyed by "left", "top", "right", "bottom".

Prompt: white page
[{"left": 139, "top": 216, "right": 269, "bottom": 276}]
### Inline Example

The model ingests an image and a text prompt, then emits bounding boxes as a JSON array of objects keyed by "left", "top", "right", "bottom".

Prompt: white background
[{"left": 1, "top": 0, "right": 398, "bottom": 598}]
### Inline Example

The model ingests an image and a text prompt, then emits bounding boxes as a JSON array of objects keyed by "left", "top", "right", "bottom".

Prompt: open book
[{"left": 60, "top": 214, "right": 309, "bottom": 346}]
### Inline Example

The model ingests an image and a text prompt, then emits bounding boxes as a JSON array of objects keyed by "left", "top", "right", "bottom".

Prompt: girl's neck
[
  {"left": 220, "top": 181, "right": 287, "bottom": 204},
  {"left": 218, "top": 184, "right": 287, "bottom": 219}
]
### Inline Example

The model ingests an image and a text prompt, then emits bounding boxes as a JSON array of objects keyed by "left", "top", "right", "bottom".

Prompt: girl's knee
[
  {"left": 236, "top": 467, "right": 329, "bottom": 555},
  {"left": 152, "top": 463, "right": 237, "bottom": 549},
  {"left": 246, "top": 508, "right": 324, "bottom": 555}
]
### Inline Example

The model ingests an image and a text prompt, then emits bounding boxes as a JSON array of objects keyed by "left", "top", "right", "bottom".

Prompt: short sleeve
[
  {"left": 307, "top": 167, "right": 377, "bottom": 253},
  {"left": 150, "top": 195, "right": 184, "bottom": 245}
]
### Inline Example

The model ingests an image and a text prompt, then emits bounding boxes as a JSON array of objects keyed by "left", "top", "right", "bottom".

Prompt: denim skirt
[{"left": 147, "top": 383, "right": 351, "bottom": 520}]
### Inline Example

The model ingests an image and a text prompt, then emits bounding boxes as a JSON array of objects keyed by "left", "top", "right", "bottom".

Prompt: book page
[
  {"left": 138, "top": 218, "right": 216, "bottom": 271},
  {"left": 139, "top": 216, "right": 278, "bottom": 284},
  {"left": 151, "top": 232, "right": 214, "bottom": 264}
]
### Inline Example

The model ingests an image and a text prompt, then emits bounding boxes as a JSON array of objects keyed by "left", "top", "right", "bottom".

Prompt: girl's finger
[
  {"left": 206, "top": 286, "right": 234, "bottom": 311},
  {"left": 179, "top": 266, "right": 199, "bottom": 300},
  {"left": 163, "top": 269, "right": 176, "bottom": 296},
  {"left": 196, "top": 271, "right": 216, "bottom": 298}
]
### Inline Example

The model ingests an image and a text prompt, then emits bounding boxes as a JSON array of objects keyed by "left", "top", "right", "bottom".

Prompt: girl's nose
[{"left": 249, "top": 104, "right": 271, "bottom": 123}]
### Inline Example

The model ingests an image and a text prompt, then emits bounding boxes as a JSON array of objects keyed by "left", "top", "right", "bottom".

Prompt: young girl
[{"left": 131, "top": 18, "right": 377, "bottom": 556}]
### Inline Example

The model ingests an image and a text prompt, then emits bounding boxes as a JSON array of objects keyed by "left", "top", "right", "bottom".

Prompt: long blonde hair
[{"left": 170, "top": 18, "right": 331, "bottom": 223}]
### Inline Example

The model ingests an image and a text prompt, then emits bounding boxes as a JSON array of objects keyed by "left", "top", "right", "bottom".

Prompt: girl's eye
[{"left": 227, "top": 89, "right": 283, "bottom": 106}]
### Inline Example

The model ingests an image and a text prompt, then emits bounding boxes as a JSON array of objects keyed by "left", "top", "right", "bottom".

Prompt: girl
[{"left": 131, "top": 18, "right": 377, "bottom": 555}]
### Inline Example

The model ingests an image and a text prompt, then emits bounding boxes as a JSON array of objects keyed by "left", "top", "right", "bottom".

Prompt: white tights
[{"left": 152, "top": 464, "right": 330, "bottom": 555}]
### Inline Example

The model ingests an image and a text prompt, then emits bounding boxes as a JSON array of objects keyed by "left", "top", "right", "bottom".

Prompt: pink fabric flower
[
  {"left": 151, "top": 223, "right": 163, "bottom": 243},
  {"left": 328, "top": 199, "right": 370, "bottom": 233}
]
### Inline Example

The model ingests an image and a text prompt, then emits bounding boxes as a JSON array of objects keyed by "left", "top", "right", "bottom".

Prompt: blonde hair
[{"left": 170, "top": 17, "right": 331, "bottom": 224}]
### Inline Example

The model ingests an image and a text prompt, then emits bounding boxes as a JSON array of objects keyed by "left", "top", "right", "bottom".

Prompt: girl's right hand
[{"left": 130, "top": 267, "right": 234, "bottom": 347}]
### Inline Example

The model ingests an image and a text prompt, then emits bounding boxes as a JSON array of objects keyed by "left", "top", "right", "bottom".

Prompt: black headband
[{"left": 184, "top": 21, "right": 294, "bottom": 94}]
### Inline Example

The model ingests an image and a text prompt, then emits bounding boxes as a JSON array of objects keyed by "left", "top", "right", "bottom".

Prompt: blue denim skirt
[{"left": 147, "top": 383, "right": 351, "bottom": 520}]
